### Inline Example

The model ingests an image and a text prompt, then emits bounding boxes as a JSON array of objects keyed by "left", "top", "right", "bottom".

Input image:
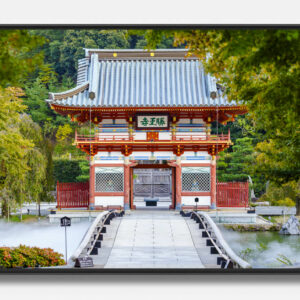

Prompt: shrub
[
  {"left": 259, "top": 181, "right": 299, "bottom": 206},
  {"left": 275, "top": 198, "right": 295, "bottom": 207},
  {"left": 0, "top": 245, "right": 65, "bottom": 268}
]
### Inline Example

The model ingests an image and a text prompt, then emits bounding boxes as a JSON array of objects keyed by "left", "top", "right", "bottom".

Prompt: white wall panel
[
  {"left": 181, "top": 196, "right": 211, "bottom": 206},
  {"left": 95, "top": 151, "right": 122, "bottom": 157},
  {"left": 101, "top": 119, "right": 113, "bottom": 124},
  {"left": 192, "top": 118, "right": 204, "bottom": 124},
  {"left": 159, "top": 132, "right": 171, "bottom": 140},
  {"left": 115, "top": 119, "right": 127, "bottom": 124},
  {"left": 134, "top": 132, "right": 147, "bottom": 140},
  {"left": 178, "top": 119, "right": 190, "bottom": 124},
  {"left": 94, "top": 160, "right": 123, "bottom": 164},
  {"left": 131, "top": 151, "right": 152, "bottom": 157},
  {"left": 181, "top": 160, "right": 211, "bottom": 164},
  {"left": 95, "top": 196, "right": 124, "bottom": 206},
  {"left": 184, "top": 151, "right": 209, "bottom": 156}
]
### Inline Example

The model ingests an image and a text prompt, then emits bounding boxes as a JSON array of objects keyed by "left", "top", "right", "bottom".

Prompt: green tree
[
  {"left": 0, "top": 88, "right": 47, "bottom": 218},
  {"left": 53, "top": 159, "right": 88, "bottom": 183},
  {"left": 76, "top": 161, "right": 90, "bottom": 182},
  {"left": 0, "top": 88, "right": 32, "bottom": 217},
  {"left": 30, "top": 30, "right": 131, "bottom": 83},
  {"left": 39, "top": 138, "right": 55, "bottom": 206},
  {"left": 0, "top": 30, "right": 44, "bottom": 87},
  {"left": 17, "top": 114, "right": 47, "bottom": 219},
  {"left": 216, "top": 122, "right": 266, "bottom": 195},
  {"left": 138, "top": 29, "right": 300, "bottom": 185},
  {"left": 217, "top": 137, "right": 254, "bottom": 182}
]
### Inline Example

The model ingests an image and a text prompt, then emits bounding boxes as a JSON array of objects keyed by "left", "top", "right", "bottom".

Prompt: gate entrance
[{"left": 132, "top": 168, "right": 172, "bottom": 209}]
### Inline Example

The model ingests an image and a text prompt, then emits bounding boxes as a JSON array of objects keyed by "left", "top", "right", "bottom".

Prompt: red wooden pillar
[
  {"left": 124, "top": 160, "right": 138, "bottom": 210},
  {"left": 211, "top": 156, "right": 217, "bottom": 209},
  {"left": 168, "top": 160, "right": 182, "bottom": 210},
  {"left": 175, "top": 164, "right": 182, "bottom": 210},
  {"left": 57, "top": 181, "right": 60, "bottom": 209},
  {"left": 124, "top": 163, "right": 130, "bottom": 210},
  {"left": 89, "top": 160, "right": 95, "bottom": 209},
  {"left": 170, "top": 168, "right": 176, "bottom": 209}
]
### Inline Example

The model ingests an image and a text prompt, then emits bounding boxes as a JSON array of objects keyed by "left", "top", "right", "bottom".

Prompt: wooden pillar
[
  {"left": 175, "top": 156, "right": 182, "bottom": 210},
  {"left": 124, "top": 163, "right": 130, "bottom": 210},
  {"left": 123, "top": 158, "right": 137, "bottom": 210},
  {"left": 168, "top": 159, "right": 182, "bottom": 210},
  {"left": 210, "top": 155, "right": 217, "bottom": 209},
  {"left": 170, "top": 168, "right": 176, "bottom": 209},
  {"left": 89, "top": 157, "right": 95, "bottom": 209}
]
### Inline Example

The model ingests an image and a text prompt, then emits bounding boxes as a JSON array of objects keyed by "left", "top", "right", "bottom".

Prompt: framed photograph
[{"left": 0, "top": 25, "right": 299, "bottom": 274}]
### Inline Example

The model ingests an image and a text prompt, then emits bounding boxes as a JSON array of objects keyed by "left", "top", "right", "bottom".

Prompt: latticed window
[
  {"left": 182, "top": 167, "right": 210, "bottom": 192},
  {"left": 95, "top": 167, "right": 124, "bottom": 192}
]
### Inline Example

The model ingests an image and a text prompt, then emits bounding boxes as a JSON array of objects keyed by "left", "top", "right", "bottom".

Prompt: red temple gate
[
  {"left": 57, "top": 181, "right": 89, "bottom": 208},
  {"left": 216, "top": 181, "right": 249, "bottom": 208}
]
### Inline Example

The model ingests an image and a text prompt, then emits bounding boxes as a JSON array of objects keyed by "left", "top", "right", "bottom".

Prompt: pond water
[
  {"left": 219, "top": 225, "right": 300, "bottom": 268},
  {"left": 0, "top": 220, "right": 91, "bottom": 261},
  {"left": 1, "top": 219, "right": 299, "bottom": 268}
]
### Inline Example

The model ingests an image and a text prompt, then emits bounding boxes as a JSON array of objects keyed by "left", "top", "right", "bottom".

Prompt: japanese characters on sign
[
  {"left": 60, "top": 216, "right": 71, "bottom": 227},
  {"left": 74, "top": 256, "right": 94, "bottom": 268},
  {"left": 136, "top": 115, "right": 169, "bottom": 130}
]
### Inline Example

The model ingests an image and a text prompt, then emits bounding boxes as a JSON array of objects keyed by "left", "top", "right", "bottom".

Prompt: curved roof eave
[{"left": 48, "top": 81, "right": 89, "bottom": 102}]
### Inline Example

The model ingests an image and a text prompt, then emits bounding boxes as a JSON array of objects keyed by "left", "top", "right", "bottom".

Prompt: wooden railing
[
  {"left": 173, "top": 133, "right": 229, "bottom": 141},
  {"left": 75, "top": 130, "right": 230, "bottom": 143},
  {"left": 217, "top": 181, "right": 249, "bottom": 208},
  {"left": 57, "top": 181, "right": 89, "bottom": 208}
]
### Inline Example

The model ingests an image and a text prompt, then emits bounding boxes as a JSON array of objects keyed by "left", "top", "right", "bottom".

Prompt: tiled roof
[{"left": 48, "top": 49, "right": 236, "bottom": 108}]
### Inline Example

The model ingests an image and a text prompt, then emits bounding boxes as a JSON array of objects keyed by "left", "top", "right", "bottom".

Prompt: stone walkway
[{"left": 104, "top": 210, "right": 204, "bottom": 268}]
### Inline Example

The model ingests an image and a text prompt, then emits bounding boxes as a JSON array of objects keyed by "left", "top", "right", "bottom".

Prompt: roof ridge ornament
[
  {"left": 210, "top": 91, "right": 217, "bottom": 100},
  {"left": 89, "top": 92, "right": 95, "bottom": 100}
]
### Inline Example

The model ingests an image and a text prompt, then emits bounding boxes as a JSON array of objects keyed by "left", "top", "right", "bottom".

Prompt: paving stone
[{"left": 104, "top": 210, "right": 205, "bottom": 269}]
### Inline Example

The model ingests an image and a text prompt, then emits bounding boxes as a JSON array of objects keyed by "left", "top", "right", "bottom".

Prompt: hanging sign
[
  {"left": 60, "top": 216, "right": 71, "bottom": 227},
  {"left": 136, "top": 114, "right": 169, "bottom": 130}
]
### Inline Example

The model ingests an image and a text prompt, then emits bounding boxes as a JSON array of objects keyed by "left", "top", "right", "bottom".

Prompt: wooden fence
[
  {"left": 57, "top": 181, "right": 89, "bottom": 208},
  {"left": 217, "top": 181, "right": 249, "bottom": 208}
]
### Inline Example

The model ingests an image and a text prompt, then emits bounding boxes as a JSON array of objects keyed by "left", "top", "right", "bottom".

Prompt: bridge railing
[
  {"left": 70, "top": 210, "right": 124, "bottom": 263},
  {"left": 192, "top": 211, "right": 251, "bottom": 269}
]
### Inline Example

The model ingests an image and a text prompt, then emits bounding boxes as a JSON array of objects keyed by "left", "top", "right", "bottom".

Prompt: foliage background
[{"left": 0, "top": 29, "right": 299, "bottom": 216}]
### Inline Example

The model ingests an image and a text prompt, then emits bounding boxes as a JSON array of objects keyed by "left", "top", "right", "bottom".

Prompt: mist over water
[
  {"left": 0, "top": 220, "right": 91, "bottom": 260},
  {"left": 1, "top": 219, "right": 300, "bottom": 268},
  {"left": 219, "top": 225, "right": 300, "bottom": 268}
]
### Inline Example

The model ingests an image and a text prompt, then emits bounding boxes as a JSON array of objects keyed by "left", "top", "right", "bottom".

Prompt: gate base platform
[{"left": 48, "top": 209, "right": 122, "bottom": 223}]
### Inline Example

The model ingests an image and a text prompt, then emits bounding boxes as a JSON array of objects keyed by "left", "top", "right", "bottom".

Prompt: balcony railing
[{"left": 75, "top": 130, "right": 231, "bottom": 143}]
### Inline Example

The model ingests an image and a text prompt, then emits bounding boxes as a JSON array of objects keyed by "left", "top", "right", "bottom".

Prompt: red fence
[
  {"left": 57, "top": 181, "right": 89, "bottom": 208},
  {"left": 217, "top": 181, "right": 249, "bottom": 208}
]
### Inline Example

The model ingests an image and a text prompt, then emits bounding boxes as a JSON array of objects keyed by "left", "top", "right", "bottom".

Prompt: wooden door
[{"left": 133, "top": 168, "right": 172, "bottom": 199}]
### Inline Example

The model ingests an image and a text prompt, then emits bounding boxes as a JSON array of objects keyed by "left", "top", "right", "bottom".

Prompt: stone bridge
[{"left": 71, "top": 210, "right": 251, "bottom": 269}]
